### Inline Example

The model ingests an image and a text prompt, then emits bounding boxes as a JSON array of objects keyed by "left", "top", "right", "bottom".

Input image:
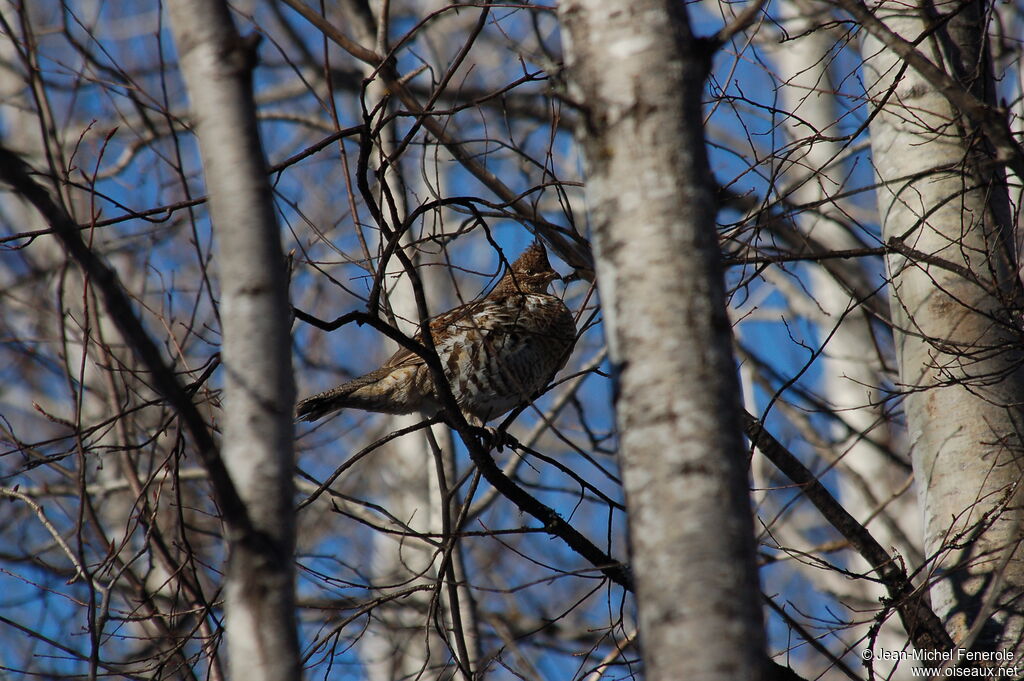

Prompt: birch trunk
[
  {"left": 559, "top": 2, "right": 766, "bottom": 679},
  {"left": 339, "top": 3, "right": 478, "bottom": 677},
  {"left": 166, "top": 2, "right": 300, "bottom": 678},
  {"left": 772, "top": 0, "right": 916, "bottom": 667},
  {"left": 861, "top": 0, "right": 1024, "bottom": 653}
]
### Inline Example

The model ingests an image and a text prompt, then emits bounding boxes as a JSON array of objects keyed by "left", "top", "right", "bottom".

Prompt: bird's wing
[{"left": 381, "top": 297, "right": 493, "bottom": 369}]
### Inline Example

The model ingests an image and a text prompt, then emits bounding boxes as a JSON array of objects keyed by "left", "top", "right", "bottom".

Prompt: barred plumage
[{"left": 296, "top": 241, "right": 577, "bottom": 425}]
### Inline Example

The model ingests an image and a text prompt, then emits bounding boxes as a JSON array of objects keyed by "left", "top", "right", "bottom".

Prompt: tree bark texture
[
  {"left": 559, "top": 2, "right": 766, "bottom": 679},
  {"left": 861, "top": 0, "right": 1024, "bottom": 653},
  {"left": 772, "top": 0, "right": 916, "bottom": 664},
  {"left": 166, "top": 1, "right": 301, "bottom": 678}
]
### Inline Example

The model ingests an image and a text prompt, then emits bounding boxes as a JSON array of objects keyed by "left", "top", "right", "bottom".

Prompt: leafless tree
[
  {"left": 558, "top": 2, "right": 766, "bottom": 680},
  {"left": 2, "top": 1, "right": 1023, "bottom": 680},
  {"left": 166, "top": 1, "right": 300, "bottom": 678}
]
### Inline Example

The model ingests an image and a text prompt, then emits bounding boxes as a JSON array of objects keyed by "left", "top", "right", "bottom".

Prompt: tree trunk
[
  {"left": 166, "top": 2, "right": 300, "bottom": 678},
  {"left": 772, "top": 0, "right": 917, "bottom": 668},
  {"left": 559, "top": 2, "right": 766, "bottom": 679},
  {"left": 861, "top": 0, "right": 1024, "bottom": 653},
  {"left": 335, "top": 3, "right": 479, "bottom": 677}
]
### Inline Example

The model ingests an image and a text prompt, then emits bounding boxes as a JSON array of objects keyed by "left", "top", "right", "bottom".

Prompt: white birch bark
[
  {"left": 770, "top": 0, "right": 916, "bottom": 667},
  {"left": 861, "top": 0, "right": 1024, "bottom": 653},
  {"left": 559, "top": 2, "right": 766, "bottom": 679},
  {"left": 340, "top": 4, "right": 478, "bottom": 678},
  {"left": 166, "top": 2, "right": 300, "bottom": 678}
]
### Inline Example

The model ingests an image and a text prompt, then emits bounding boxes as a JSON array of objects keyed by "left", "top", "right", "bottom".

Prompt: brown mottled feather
[{"left": 296, "top": 241, "right": 576, "bottom": 425}]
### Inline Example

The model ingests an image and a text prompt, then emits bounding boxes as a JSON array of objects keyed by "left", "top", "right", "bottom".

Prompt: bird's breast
[{"left": 432, "top": 293, "right": 576, "bottom": 422}]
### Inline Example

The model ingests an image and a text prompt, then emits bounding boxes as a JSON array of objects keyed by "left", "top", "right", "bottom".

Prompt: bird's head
[{"left": 495, "top": 240, "right": 561, "bottom": 294}]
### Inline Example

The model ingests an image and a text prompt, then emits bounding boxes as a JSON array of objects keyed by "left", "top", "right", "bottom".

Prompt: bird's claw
[{"left": 470, "top": 425, "right": 517, "bottom": 452}]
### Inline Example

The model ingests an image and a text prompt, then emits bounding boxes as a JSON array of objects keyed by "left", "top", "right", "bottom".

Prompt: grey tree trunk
[
  {"left": 337, "top": 3, "right": 478, "bottom": 678},
  {"left": 861, "top": 0, "right": 1024, "bottom": 654},
  {"left": 559, "top": 2, "right": 766, "bottom": 679},
  {"left": 771, "top": 0, "right": 916, "bottom": 669},
  {"left": 166, "top": 2, "right": 300, "bottom": 679}
]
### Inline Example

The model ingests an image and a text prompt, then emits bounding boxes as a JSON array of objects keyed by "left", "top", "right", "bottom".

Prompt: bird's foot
[{"left": 469, "top": 425, "right": 518, "bottom": 452}]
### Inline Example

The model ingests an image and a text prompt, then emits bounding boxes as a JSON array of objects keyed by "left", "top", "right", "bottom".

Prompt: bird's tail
[{"left": 295, "top": 365, "right": 422, "bottom": 422}]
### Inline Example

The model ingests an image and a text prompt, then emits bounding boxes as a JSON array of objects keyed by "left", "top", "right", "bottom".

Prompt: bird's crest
[
  {"left": 512, "top": 240, "right": 551, "bottom": 273},
  {"left": 495, "top": 240, "right": 558, "bottom": 294}
]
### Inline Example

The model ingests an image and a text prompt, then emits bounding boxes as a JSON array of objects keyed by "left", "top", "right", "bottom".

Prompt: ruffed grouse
[{"left": 296, "top": 241, "right": 576, "bottom": 425}]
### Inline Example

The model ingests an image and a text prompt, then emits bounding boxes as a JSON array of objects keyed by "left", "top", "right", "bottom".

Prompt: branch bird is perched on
[{"left": 296, "top": 241, "right": 577, "bottom": 426}]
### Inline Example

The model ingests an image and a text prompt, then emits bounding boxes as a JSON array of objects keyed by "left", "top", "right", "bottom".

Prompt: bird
[{"left": 296, "top": 241, "right": 577, "bottom": 426}]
